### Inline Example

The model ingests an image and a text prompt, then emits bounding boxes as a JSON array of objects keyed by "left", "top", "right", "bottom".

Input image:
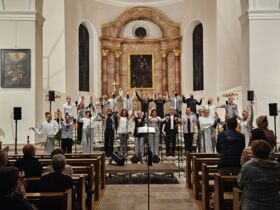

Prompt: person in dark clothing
[
  {"left": 182, "top": 93, "right": 203, "bottom": 114},
  {"left": 216, "top": 117, "right": 245, "bottom": 175},
  {"left": 135, "top": 90, "right": 153, "bottom": 117},
  {"left": 132, "top": 111, "right": 145, "bottom": 160},
  {"left": 0, "top": 167, "right": 33, "bottom": 210},
  {"left": 14, "top": 144, "right": 43, "bottom": 177},
  {"left": 256, "top": 115, "right": 276, "bottom": 149},
  {"left": 104, "top": 109, "right": 115, "bottom": 157},
  {"left": 153, "top": 91, "right": 167, "bottom": 118},
  {"left": 163, "top": 106, "right": 180, "bottom": 156},
  {"left": 40, "top": 154, "right": 73, "bottom": 210}
]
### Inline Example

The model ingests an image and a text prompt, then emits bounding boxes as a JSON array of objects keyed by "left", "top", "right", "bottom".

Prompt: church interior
[{"left": 0, "top": 0, "right": 280, "bottom": 210}]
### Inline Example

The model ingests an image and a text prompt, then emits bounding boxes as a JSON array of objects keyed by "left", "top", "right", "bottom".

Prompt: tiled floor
[{"left": 97, "top": 184, "right": 199, "bottom": 210}]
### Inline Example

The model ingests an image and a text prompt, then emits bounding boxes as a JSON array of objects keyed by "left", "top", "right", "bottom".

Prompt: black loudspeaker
[
  {"left": 247, "top": 90, "right": 254, "bottom": 101},
  {"left": 13, "top": 107, "right": 22, "bottom": 120},
  {"left": 131, "top": 154, "right": 139, "bottom": 164},
  {"left": 152, "top": 155, "right": 160, "bottom": 163},
  {"left": 48, "top": 90, "right": 55, "bottom": 102},
  {"left": 269, "top": 103, "right": 278, "bottom": 116},
  {"left": 112, "top": 151, "right": 125, "bottom": 166}
]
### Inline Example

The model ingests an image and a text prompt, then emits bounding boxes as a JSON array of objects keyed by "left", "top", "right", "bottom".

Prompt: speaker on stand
[
  {"left": 13, "top": 107, "right": 22, "bottom": 154},
  {"left": 48, "top": 90, "right": 55, "bottom": 114},
  {"left": 269, "top": 103, "right": 278, "bottom": 151}
]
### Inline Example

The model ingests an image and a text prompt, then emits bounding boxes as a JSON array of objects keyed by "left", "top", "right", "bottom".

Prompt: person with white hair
[{"left": 199, "top": 109, "right": 216, "bottom": 153}]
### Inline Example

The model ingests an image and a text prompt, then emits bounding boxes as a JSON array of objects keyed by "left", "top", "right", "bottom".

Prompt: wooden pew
[
  {"left": 185, "top": 152, "right": 219, "bottom": 188},
  {"left": 201, "top": 163, "right": 219, "bottom": 210},
  {"left": 25, "top": 175, "right": 87, "bottom": 210},
  {"left": 233, "top": 187, "right": 241, "bottom": 210},
  {"left": 26, "top": 189, "right": 72, "bottom": 210},
  {"left": 192, "top": 157, "right": 219, "bottom": 200},
  {"left": 214, "top": 173, "right": 238, "bottom": 210}
]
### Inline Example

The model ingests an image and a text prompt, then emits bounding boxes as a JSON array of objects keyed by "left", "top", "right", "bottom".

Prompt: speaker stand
[
  {"left": 14, "top": 120, "right": 18, "bottom": 154},
  {"left": 274, "top": 116, "right": 277, "bottom": 152}
]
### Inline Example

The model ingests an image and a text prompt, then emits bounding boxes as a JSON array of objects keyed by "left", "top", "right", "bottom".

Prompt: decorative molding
[
  {"left": 240, "top": 9, "right": 280, "bottom": 23},
  {"left": 0, "top": 10, "right": 45, "bottom": 25},
  {"left": 173, "top": 49, "right": 181, "bottom": 57},
  {"left": 114, "top": 50, "right": 122, "bottom": 58},
  {"left": 101, "top": 49, "right": 109, "bottom": 57},
  {"left": 96, "top": 0, "right": 185, "bottom": 7},
  {"left": 102, "top": 7, "right": 180, "bottom": 29},
  {"left": 160, "top": 50, "right": 167, "bottom": 58}
]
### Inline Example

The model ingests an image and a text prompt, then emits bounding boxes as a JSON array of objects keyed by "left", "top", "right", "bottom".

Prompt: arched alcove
[{"left": 100, "top": 7, "right": 182, "bottom": 95}]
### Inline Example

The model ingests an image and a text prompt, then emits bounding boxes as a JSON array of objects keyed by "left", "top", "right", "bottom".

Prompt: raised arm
[
  {"left": 196, "top": 98, "right": 203, "bottom": 105},
  {"left": 135, "top": 90, "right": 142, "bottom": 102}
]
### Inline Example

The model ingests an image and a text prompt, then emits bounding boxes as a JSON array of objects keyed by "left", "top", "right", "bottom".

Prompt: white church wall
[
  {"left": 216, "top": 0, "right": 243, "bottom": 92},
  {"left": 0, "top": 2, "right": 44, "bottom": 145}
]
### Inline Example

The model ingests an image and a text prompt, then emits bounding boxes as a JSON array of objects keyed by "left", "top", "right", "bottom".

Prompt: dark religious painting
[
  {"left": 193, "top": 23, "right": 204, "bottom": 91},
  {"left": 129, "top": 53, "right": 154, "bottom": 89},
  {"left": 1, "top": 49, "right": 31, "bottom": 88},
  {"left": 79, "top": 24, "right": 89, "bottom": 92}
]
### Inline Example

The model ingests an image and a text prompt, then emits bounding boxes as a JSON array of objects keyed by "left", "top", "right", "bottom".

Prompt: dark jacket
[
  {"left": 216, "top": 129, "right": 245, "bottom": 168},
  {"left": 40, "top": 172, "right": 73, "bottom": 210},
  {"left": 134, "top": 116, "right": 145, "bottom": 137},
  {"left": 14, "top": 156, "right": 43, "bottom": 177},
  {"left": 182, "top": 96, "right": 202, "bottom": 113},
  {"left": 154, "top": 99, "right": 166, "bottom": 118},
  {"left": 238, "top": 159, "right": 280, "bottom": 210},
  {"left": 0, "top": 192, "right": 33, "bottom": 210},
  {"left": 163, "top": 113, "right": 180, "bottom": 133},
  {"left": 135, "top": 91, "right": 153, "bottom": 114}
]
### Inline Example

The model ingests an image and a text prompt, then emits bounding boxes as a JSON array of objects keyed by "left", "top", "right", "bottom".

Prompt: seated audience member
[
  {"left": 44, "top": 148, "right": 73, "bottom": 177},
  {"left": 216, "top": 118, "right": 245, "bottom": 175},
  {"left": 40, "top": 154, "right": 73, "bottom": 210},
  {"left": 0, "top": 150, "right": 9, "bottom": 167},
  {"left": 238, "top": 140, "right": 280, "bottom": 210},
  {"left": 14, "top": 144, "right": 43, "bottom": 177},
  {"left": 256, "top": 115, "right": 276, "bottom": 149},
  {"left": 240, "top": 128, "right": 266, "bottom": 166},
  {"left": 0, "top": 167, "right": 32, "bottom": 210}
]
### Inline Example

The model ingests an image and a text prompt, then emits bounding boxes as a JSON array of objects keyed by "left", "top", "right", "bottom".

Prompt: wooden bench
[
  {"left": 192, "top": 157, "right": 219, "bottom": 200},
  {"left": 214, "top": 173, "right": 238, "bottom": 210},
  {"left": 26, "top": 189, "right": 72, "bottom": 210},
  {"left": 25, "top": 174, "right": 87, "bottom": 210},
  {"left": 233, "top": 187, "right": 241, "bottom": 210},
  {"left": 185, "top": 152, "right": 219, "bottom": 188},
  {"left": 201, "top": 163, "right": 219, "bottom": 210}
]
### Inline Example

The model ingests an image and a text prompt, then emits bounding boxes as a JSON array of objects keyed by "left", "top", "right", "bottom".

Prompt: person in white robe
[
  {"left": 199, "top": 109, "right": 216, "bottom": 153},
  {"left": 62, "top": 96, "right": 76, "bottom": 118},
  {"left": 238, "top": 102, "right": 254, "bottom": 146},
  {"left": 30, "top": 112, "right": 59, "bottom": 154},
  {"left": 78, "top": 110, "right": 98, "bottom": 153},
  {"left": 119, "top": 88, "right": 135, "bottom": 115}
]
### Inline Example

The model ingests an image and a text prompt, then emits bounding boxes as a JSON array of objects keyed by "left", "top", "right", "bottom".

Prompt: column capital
[
  {"left": 101, "top": 49, "right": 109, "bottom": 57},
  {"left": 173, "top": 49, "right": 181, "bottom": 57},
  {"left": 160, "top": 50, "right": 167, "bottom": 58},
  {"left": 114, "top": 50, "right": 122, "bottom": 58}
]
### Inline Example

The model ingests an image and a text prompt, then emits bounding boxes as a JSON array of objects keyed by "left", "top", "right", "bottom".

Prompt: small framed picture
[{"left": 1, "top": 49, "right": 31, "bottom": 88}]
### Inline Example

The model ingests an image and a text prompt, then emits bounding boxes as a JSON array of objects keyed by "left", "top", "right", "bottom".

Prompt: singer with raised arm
[
  {"left": 29, "top": 112, "right": 59, "bottom": 154},
  {"left": 182, "top": 93, "right": 203, "bottom": 114},
  {"left": 59, "top": 114, "right": 74, "bottom": 153},
  {"left": 168, "top": 91, "right": 183, "bottom": 116},
  {"left": 119, "top": 88, "right": 135, "bottom": 115},
  {"left": 238, "top": 102, "right": 254, "bottom": 146},
  {"left": 216, "top": 95, "right": 239, "bottom": 118},
  {"left": 135, "top": 88, "right": 153, "bottom": 117},
  {"left": 153, "top": 91, "right": 168, "bottom": 118},
  {"left": 62, "top": 96, "right": 75, "bottom": 117},
  {"left": 77, "top": 109, "right": 97, "bottom": 153}
]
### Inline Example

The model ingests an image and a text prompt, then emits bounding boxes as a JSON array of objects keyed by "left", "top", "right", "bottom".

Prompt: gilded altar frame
[{"left": 128, "top": 52, "right": 154, "bottom": 90}]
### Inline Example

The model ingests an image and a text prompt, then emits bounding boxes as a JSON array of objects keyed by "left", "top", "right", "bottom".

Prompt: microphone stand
[
  {"left": 145, "top": 111, "right": 152, "bottom": 210},
  {"left": 74, "top": 119, "right": 77, "bottom": 153},
  {"left": 89, "top": 114, "right": 92, "bottom": 153}
]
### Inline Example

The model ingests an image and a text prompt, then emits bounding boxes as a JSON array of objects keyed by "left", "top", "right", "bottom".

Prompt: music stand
[{"left": 138, "top": 126, "right": 155, "bottom": 210}]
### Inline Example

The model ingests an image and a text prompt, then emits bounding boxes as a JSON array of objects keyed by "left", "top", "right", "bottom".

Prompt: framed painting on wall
[
  {"left": 128, "top": 53, "right": 154, "bottom": 89},
  {"left": 1, "top": 49, "right": 31, "bottom": 88}
]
